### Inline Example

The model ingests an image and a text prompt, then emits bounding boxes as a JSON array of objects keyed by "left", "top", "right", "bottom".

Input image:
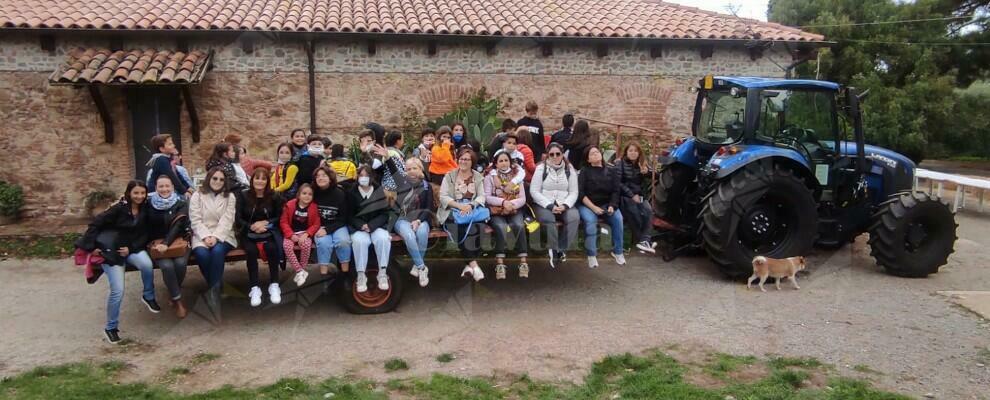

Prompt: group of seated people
[{"left": 75, "top": 101, "right": 659, "bottom": 344}]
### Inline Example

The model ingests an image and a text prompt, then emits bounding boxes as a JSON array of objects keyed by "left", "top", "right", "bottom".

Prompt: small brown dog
[{"left": 747, "top": 255, "right": 806, "bottom": 292}]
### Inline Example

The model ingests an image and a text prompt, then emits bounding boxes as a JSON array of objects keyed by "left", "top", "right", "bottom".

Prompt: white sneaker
[
  {"left": 409, "top": 267, "right": 420, "bottom": 278},
  {"left": 268, "top": 283, "right": 281, "bottom": 305},
  {"left": 495, "top": 264, "right": 507, "bottom": 280},
  {"left": 471, "top": 265, "right": 485, "bottom": 281},
  {"left": 519, "top": 263, "right": 529, "bottom": 278},
  {"left": 636, "top": 241, "right": 656, "bottom": 254},
  {"left": 587, "top": 256, "right": 599, "bottom": 269},
  {"left": 417, "top": 266, "right": 430, "bottom": 287},
  {"left": 611, "top": 252, "right": 627, "bottom": 265},
  {"left": 377, "top": 270, "right": 390, "bottom": 291},
  {"left": 461, "top": 265, "right": 474, "bottom": 279},
  {"left": 248, "top": 286, "right": 262, "bottom": 307},
  {"left": 356, "top": 272, "right": 368, "bottom": 293},
  {"left": 293, "top": 270, "right": 308, "bottom": 287}
]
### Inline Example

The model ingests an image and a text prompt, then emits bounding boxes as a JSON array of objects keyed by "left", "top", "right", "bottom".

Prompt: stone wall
[{"left": 0, "top": 32, "right": 789, "bottom": 219}]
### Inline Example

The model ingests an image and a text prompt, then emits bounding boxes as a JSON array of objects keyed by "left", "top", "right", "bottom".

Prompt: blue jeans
[
  {"left": 315, "top": 227, "right": 352, "bottom": 265},
  {"left": 577, "top": 205, "right": 624, "bottom": 257},
  {"left": 192, "top": 242, "right": 233, "bottom": 289},
  {"left": 103, "top": 250, "right": 154, "bottom": 331},
  {"left": 394, "top": 219, "right": 429, "bottom": 267},
  {"left": 351, "top": 228, "right": 392, "bottom": 273}
]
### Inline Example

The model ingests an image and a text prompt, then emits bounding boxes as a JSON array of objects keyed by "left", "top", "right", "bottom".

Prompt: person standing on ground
[
  {"left": 517, "top": 101, "right": 546, "bottom": 162},
  {"left": 146, "top": 133, "right": 190, "bottom": 196}
]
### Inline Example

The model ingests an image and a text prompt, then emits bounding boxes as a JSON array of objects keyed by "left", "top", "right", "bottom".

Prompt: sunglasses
[
  {"left": 210, "top": 176, "right": 225, "bottom": 182},
  {"left": 548, "top": 152, "right": 562, "bottom": 156}
]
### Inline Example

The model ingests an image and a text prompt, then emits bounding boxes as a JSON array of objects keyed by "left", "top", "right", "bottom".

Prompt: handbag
[
  {"left": 245, "top": 203, "right": 275, "bottom": 242},
  {"left": 524, "top": 204, "right": 541, "bottom": 233},
  {"left": 445, "top": 202, "right": 491, "bottom": 244},
  {"left": 149, "top": 237, "right": 190, "bottom": 259}
]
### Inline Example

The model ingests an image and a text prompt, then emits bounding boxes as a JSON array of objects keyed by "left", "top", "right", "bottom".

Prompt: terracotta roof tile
[
  {"left": 2, "top": 0, "right": 824, "bottom": 41},
  {"left": 50, "top": 48, "right": 211, "bottom": 85}
]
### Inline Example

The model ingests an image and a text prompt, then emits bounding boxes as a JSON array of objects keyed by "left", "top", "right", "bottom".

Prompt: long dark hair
[
  {"left": 487, "top": 151, "right": 518, "bottom": 177},
  {"left": 122, "top": 180, "right": 148, "bottom": 205},
  {"left": 313, "top": 166, "right": 338, "bottom": 190},
  {"left": 355, "top": 165, "right": 377, "bottom": 187},
  {"left": 200, "top": 166, "right": 231, "bottom": 196},
  {"left": 621, "top": 142, "right": 645, "bottom": 170},
  {"left": 208, "top": 143, "right": 232, "bottom": 165},
  {"left": 584, "top": 145, "right": 605, "bottom": 168},
  {"left": 244, "top": 167, "right": 274, "bottom": 208},
  {"left": 567, "top": 120, "right": 598, "bottom": 149}
]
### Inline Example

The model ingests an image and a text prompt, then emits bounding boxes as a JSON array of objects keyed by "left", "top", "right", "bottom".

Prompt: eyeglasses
[
  {"left": 458, "top": 158, "right": 473, "bottom": 162},
  {"left": 210, "top": 176, "right": 225, "bottom": 182},
  {"left": 548, "top": 152, "right": 562, "bottom": 156}
]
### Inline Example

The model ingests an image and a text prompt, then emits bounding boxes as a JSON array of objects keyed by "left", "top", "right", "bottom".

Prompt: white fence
[{"left": 914, "top": 168, "right": 990, "bottom": 212}]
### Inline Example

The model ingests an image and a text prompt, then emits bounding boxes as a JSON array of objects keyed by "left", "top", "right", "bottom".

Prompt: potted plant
[
  {"left": 0, "top": 181, "right": 24, "bottom": 225},
  {"left": 84, "top": 189, "right": 118, "bottom": 218}
]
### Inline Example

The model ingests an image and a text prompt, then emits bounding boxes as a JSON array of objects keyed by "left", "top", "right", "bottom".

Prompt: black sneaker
[
  {"left": 104, "top": 329, "right": 121, "bottom": 344},
  {"left": 548, "top": 249, "right": 557, "bottom": 269},
  {"left": 557, "top": 250, "right": 567, "bottom": 264},
  {"left": 142, "top": 297, "right": 161, "bottom": 314}
]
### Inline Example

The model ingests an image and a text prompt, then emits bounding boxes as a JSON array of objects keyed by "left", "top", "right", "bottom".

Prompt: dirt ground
[{"left": 1, "top": 213, "right": 989, "bottom": 399}]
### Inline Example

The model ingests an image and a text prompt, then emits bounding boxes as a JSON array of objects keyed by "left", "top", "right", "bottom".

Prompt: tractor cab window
[
  {"left": 696, "top": 90, "right": 746, "bottom": 144},
  {"left": 757, "top": 90, "right": 836, "bottom": 159}
]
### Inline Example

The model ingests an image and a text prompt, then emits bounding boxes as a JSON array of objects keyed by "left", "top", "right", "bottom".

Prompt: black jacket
[
  {"left": 385, "top": 157, "right": 434, "bottom": 226},
  {"left": 147, "top": 154, "right": 190, "bottom": 194},
  {"left": 347, "top": 184, "right": 391, "bottom": 232},
  {"left": 578, "top": 165, "right": 620, "bottom": 209},
  {"left": 313, "top": 185, "right": 349, "bottom": 233},
  {"left": 550, "top": 127, "right": 573, "bottom": 146},
  {"left": 616, "top": 159, "right": 647, "bottom": 199},
  {"left": 76, "top": 201, "right": 150, "bottom": 255},
  {"left": 235, "top": 190, "right": 284, "bottom": 238},
  {"left": 147, "top": 199, "right": 189, "bottom": 245},
  {"left": 293, "top": 153, "right": 324, "bottom": 186},
  {"left": 516, "top": 116, "right": 546, "bottom": 161}
]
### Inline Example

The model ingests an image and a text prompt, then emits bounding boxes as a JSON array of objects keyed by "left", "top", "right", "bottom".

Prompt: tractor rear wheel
[
  {"left": 868, "top": 192, "right": 956, "bottom": 278},
  {"left": 653, "top": 163, "right": 696, "bottom": 225},
  {"left": 700, "top": 162, "right": 818, "bottom": 278}
]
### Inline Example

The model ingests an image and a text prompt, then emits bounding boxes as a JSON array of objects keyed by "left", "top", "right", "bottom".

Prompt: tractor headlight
[{"left": 730, "top": 87, "right": 744, "bottom": 97}]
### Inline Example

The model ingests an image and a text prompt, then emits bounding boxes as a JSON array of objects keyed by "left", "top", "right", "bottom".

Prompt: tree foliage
[{"left": 768, "top": 0, "right": 990, "bottom": 161}]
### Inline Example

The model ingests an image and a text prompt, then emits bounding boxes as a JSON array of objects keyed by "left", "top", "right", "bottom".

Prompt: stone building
[{"left": 0, "top": 0, "right": 822, "bottom": 219}]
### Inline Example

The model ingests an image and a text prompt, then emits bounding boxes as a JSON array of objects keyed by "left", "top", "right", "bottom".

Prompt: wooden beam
[
  {"left": 650, "top": 45, "right": 663, "bottom": 59},
  {"left": 109, "top": 36, "right": 123, "bottom": 52},
  {"left": 596, "top": 43, "right": 608, "bottom": 58},
  {"left": 540, "top": 42, "right": 553, "bottom": 57},
  {"left": 39, "top": 35, "right": 55, "bottom": 53},
  {"left": 177, "top": 38, "right": 189, "bottom": 53},
  {"left": 427, "top": 40, "right": 438, "bottom": 56},
  {"left": 485, "top": 40, "right": 499, "bottom": 56},
  {"left": 748, "top": 46, "right": 764, "bottom": 61},
  {"left": 181, "top": 86, "right": 201, "bottom": 143},
  {"left": 88, "top": 86, "right": 114, "bottom": 143},
  {"left": 241, "top": 35, "right": 255, "bottom": 54},
  {"left": 367, "top": 40, "right": 377, "bottom": 56},
  {"left": 699, "top": 45, "right": 714, "bottom": 59}
]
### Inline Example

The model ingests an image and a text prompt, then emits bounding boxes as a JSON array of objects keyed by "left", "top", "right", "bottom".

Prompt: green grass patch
[
  {"left": 0, "top": 351, "right": 912, "bottom": 400},
  {"left": 768, "top": 356, "right": 824, "bottom": 370},
  {"left": 703, "top": 353, "right": 758, "bottom": 379},
  {"left": 0, "top": 233, "right": 80, "bottom": 259},
  {"left": 168, "top": 367, "right": 191, "bottom": 376},
  {"left": 436, "top": 353, "right": 455, "bottom": 363},
  {"left": 977, "top": 347, "right": 990, "bottom": 364},
  {"left": 384, "top": 358, "right": 409, "bottom": 372},
  {"left": 192, "top": 352, "right": 221, "bottom": 365}
]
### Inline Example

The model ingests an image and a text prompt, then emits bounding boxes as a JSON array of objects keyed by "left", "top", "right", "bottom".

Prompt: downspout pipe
[{"left": 306, "top": 40, "right": 317, "bottom": 134}]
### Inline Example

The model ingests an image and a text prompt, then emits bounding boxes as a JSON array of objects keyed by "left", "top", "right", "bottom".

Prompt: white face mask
[
  {"left": 498, "top": 166, "right": 511, "bottom": 174},
  {"left": 358, "top": 176, "right": 371, "bottom": 187},
  {"left": 309, "top": 144, "right": 324, "bottom": 155}
]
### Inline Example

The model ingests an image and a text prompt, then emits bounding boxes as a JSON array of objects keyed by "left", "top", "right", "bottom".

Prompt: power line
[
  {"left": 799, "top": 15, "right": 976, "bottom": 28},
  {"left": 839, "top": 38, "right": 990, "bottom": 46}
]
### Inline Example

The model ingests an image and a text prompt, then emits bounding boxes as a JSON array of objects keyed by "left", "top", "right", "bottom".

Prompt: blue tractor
[{"left": 653, "top": 76, "right": 957, "bottom": 278}]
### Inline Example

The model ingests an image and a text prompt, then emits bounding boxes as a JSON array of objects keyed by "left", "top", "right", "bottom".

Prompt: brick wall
[{"left": 0, "top": 33, "right": 789, "bottom": 219}]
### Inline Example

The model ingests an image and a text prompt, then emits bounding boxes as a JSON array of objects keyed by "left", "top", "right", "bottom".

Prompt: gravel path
[{"left": 1, "top": 213, "right": 988, "bottom": 399}]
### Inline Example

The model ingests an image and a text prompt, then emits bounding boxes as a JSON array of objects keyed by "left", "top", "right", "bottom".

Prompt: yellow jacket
[
  {"left": 329, "top": 159, "right": 357, "bottom": 181},
  {"left": 271, "top": 163, "right": 298, "bottom": 193}
]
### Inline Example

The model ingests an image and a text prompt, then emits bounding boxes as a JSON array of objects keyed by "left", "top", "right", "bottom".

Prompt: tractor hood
[{"left": 838, "top": 141, "right": 916, "bottom": 195}]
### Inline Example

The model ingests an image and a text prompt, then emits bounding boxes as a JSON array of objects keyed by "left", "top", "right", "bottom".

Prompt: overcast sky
[{"left": 665, "top": 0, "right": 769, "bottom": 21}]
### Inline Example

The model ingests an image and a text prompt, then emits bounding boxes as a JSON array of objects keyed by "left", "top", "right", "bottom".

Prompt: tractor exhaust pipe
[{"left": 845, "top": 88, "right": 868, "bottom": 175}]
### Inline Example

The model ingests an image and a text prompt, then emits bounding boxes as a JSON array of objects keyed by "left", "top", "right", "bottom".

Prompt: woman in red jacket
[{"left": 280, "top": 183, "right": 320, "bottom": 287}]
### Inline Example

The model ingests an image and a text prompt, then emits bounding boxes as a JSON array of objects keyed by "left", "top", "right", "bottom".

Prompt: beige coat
[
  {"left": 437, "top": 169, "right": 486, "bottom": 223},
  {"left": 189, "top": 191, "right": 238, "bottom": 249}
]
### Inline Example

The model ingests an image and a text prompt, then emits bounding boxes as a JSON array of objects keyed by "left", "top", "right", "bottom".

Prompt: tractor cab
[{"left": 654, "top": 75, "right": 956, "bottom": 279}]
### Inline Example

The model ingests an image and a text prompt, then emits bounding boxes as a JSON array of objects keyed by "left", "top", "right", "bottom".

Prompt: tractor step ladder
[{"left": 914, "top": 168, "right": 990, "bottom": 213}]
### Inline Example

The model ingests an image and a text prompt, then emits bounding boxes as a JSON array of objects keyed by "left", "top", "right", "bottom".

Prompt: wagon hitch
[{"left": 651, "top": 217, "right": 701, "bottom": 262}]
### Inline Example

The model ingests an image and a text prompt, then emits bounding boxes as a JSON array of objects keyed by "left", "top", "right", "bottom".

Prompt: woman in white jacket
[
  {"left": 190, "top": 167, "right": 238, "bottom": 301},
  {"left": 529, "top": 143, "right": 580, "bottom": 268}
]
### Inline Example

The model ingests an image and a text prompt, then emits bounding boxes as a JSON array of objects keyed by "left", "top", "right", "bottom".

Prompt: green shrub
[{"left": 0, "top": 181, "right": 24, "bottom": 217}]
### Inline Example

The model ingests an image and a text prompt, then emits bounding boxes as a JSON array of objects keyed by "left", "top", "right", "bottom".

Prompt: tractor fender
[
  {"left": 658, "top": 137, "right": 699, "bottom": 168},
  {"left": 709, "top": 145, "right": 812, "bottom": 180}
]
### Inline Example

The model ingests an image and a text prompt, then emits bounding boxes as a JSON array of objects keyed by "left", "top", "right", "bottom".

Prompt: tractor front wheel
[
  {"left": 868, "top": 192, "right": 957, "bottom": 278},
  {"left": 700, "top": 162, "right": 818, "bottom": 278}
]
